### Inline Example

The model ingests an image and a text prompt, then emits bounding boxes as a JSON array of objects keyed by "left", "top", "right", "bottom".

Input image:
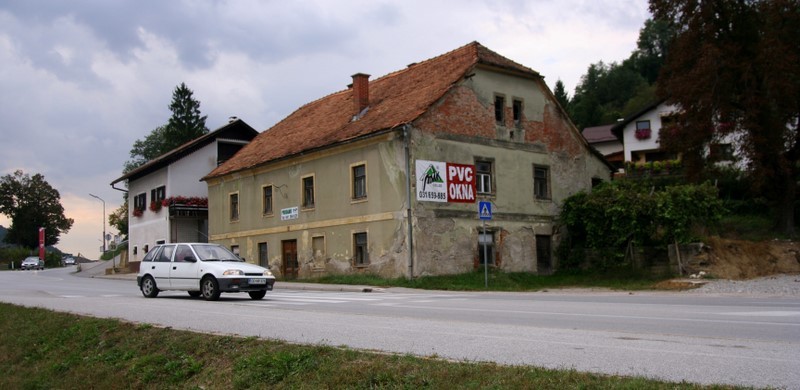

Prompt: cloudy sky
[{"left": 0, "top": 0, "right": 651, "bottom": 257}]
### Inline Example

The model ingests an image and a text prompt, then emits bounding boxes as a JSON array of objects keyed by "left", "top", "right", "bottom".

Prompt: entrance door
[{"left": 282, "top": 240, "right": 298, "bottom": 279}]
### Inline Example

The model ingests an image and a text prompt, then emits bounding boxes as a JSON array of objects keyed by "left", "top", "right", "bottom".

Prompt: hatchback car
[
  {"left": 136, "top": 243, "right": 275, "bottom": 301},
  {"left": 63, "top": 257, "right": 76, "bottom": 266},
  {"left": 21, "top": 256, "right": 45, "bottom": 270}
]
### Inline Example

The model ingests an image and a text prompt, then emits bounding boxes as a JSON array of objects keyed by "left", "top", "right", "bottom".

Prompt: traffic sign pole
[{"left": 478, "top": 201, "right": 492, "bottom": 288}]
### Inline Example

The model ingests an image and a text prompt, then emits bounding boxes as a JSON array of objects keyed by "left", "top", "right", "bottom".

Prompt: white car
[
  {"left": 136, "top": 243, "right": 275, "bottom": 301},
  {"left": 21, "top": 256, "right": 45, "bottom": 270}
]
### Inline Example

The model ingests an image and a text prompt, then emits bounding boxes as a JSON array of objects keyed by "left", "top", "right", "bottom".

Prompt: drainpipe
[{"left": 404, "top": 124, "right": 414, "bottom": 280}]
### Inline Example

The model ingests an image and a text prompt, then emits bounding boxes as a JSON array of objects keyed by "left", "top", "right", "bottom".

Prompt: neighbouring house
[
  {"left": 582, "top": 124, "right": 623, "bottom": 171},
  {"left": 203, "top": 42, "right": 611, "bottom": 279},
  {"left": 111, "top": 118, "right": 259, "bottom": 264},
  {"left": 610, "top": 101, "right": 742, "bottom": 174}
]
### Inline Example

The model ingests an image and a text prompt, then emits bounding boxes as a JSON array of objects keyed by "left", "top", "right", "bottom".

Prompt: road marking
[{"left": 719, "top": 311, "right": 800, "bottom": 317}]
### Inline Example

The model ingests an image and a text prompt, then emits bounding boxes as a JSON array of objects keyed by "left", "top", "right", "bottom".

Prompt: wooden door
[{"left": 281, "top": 240, "right": 298, "bottom": 279}]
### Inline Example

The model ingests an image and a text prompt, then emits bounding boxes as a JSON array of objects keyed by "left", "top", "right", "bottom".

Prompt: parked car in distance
[
  {"left": 21, "top": 256, "right": 45, "bottom": 270},
  {"left": 137, "top": 243, "right": 275, "bottom": 301},
  {"left": 62, "top": 257, "right": 76, "bottom": 266}
]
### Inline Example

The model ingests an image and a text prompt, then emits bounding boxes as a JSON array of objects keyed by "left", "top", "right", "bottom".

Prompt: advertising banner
[{"left": 416, "top": 160, "right": 476, "bottom": 203}]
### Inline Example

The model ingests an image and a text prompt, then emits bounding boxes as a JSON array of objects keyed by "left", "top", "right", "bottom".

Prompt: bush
[{"left": 558, "top": 181, "right": 726, "bottom": 270}]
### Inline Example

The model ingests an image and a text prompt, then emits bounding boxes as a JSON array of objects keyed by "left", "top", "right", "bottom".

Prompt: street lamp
[{"left": 89, "top": 193, "right": 106, "bottom": 253}]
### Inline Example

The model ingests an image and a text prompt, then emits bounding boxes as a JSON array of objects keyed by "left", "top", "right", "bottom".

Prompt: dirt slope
[{"left": 691, "top": 237, "right": 800, "bottom": 279}]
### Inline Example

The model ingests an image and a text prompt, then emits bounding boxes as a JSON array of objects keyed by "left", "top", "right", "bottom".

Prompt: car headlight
[
  {"left": 223, "top": 269, "right": 244, "bottom": 276},
  {"left": 263, "top": 269, "right": 273, "bottom": 277}
]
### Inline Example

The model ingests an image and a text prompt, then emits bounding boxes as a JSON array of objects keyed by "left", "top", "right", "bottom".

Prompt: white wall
[
  {"left": 128, "top": 141, "right": 218, "bottom": 262},
  {"left": 168, "top": 141, "right": 218, "bottom": 198}
]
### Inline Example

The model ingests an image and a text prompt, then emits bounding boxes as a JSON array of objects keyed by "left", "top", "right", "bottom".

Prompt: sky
[{"left": 0, "top": 0, "right": 651, "bottom": 258}]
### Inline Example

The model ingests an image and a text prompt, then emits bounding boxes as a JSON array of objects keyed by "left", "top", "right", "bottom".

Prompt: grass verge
[
  {"left": 305, "top": 269, "right": 673, "bottom": 292},
  {"left": 0, "top": 303, "right": 738, "bottom": 389}
]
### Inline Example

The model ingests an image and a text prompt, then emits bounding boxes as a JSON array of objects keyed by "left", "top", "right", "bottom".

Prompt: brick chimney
[{"left": 351, "top": 73, "right": 370, "bottom": 114}]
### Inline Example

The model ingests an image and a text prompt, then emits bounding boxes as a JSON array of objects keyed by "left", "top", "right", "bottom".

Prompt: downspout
[{"left": 403, "top": 124, "right": 414, "bottom": 280}]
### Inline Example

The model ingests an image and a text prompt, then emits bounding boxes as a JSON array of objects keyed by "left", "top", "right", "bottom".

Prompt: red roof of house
[{"left": 205, "top": 42, "right": 540, "bottom": 180}]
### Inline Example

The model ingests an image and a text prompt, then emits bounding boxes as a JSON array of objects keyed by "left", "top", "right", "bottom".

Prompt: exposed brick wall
[{"left": 413, "top": 85, "right": 496, "bottom": 138}]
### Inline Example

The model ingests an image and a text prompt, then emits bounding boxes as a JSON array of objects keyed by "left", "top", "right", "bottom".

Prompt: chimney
[{"left": 351, "top": 73, "right": 370, "bottom": 115}]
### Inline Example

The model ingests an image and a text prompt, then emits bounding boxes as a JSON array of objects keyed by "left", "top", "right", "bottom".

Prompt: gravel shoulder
[{"left": 684, "top": 273, "right": 800, "bottom": 297}]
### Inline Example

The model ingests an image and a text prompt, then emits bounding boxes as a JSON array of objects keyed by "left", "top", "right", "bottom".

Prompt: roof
[
  {"left": 111, "top": 118, "right": 259, "bottom": 186},
  {"left": 205, "top": 42, "right": 542, "bottom": 180},
  {"left": 582, "top": 124, "right": 618, "bottom": 143}
]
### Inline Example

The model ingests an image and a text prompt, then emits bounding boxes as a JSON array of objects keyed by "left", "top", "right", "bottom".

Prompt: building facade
[
  {"left": 204, "top": 43, "right": 610, "bottom": 279},
  {"left": 111, "top": 119, "right": 258, "bottom": 263}
]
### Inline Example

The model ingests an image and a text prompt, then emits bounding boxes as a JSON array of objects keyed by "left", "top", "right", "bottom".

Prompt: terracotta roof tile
[
  {"left": 205, "top": 42, "right": 540, "bottom": 180},
  {"left": 582, "top": 124, "right": 618, "bottom": 143}
]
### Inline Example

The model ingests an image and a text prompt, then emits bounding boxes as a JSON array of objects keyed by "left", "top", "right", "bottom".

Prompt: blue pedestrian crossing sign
[{"left": 479, "top": 201, "right": 492, "bottom": 220}]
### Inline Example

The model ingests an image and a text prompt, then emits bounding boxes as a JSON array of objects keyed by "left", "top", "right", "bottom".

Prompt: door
[
  {"left": 151, "top": 245, "right": 175, "bottom": 287},
  {"left": 282, "top": 240, "right": 298, "bottom": 279},
  {"left": 169, "top": 244, "right": 201, "bottom": 289}
]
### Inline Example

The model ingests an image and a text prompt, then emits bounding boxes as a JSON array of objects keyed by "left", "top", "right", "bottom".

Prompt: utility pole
[{"left": 89, "top": 193, "right": 106, "bottom": 253}]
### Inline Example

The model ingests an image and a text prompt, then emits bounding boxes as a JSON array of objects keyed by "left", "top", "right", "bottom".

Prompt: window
[
  {"left": 512, "top": 99, "right": 523, "bottom": 126},
  {"left": 494, "top": 95, "right": 505, "bottom": 124},
  {"left": 262, "top": 185, "right": 273, "bottom": 215},
  {"left": 475, "top": 159, "right": 493, "bottom": 195},
  {"left": 533, "top": 165, "right": 550, "bottom": 200},
  {"left": 175, "top": 244, "right": 195, "bottom": 263},
  {"left": 709, "top": 143, "right": 734, "bottom": 162},
  {"left": 352, "top": 164, "right": 367, "bottom": 200},
  {"left": 478, "top": 231, "right": 495, "bottom": 265},
  {"left": 133, "top": 193, "right": 147, "bottom": 212},
  {"left": 302, "top": 176, "right": 315, "bottom": 208},
  {"left": 353, "top": 232, "right": 369, "bottom": 266},
  {"left": 151, "top": 185, "right": 166, "bottom": 204},
  {"left": 133, "top": 246, "right": 138, "bottom": 255},
  {"left": 635, "top": 120, "right": 652, "bottom": 140},
  {"left": 229, "top": 193, "right": 239, "bottom": 221},
  {"left": 258, "top": 242, "right": 268, "bottom": 267},
  {"left": 144, "top": 244, "right": 149, "bottom": 253},
  {"left": 157, "top": 245, "right": 175, "bottom": 262},
  {"left": 231, "top": 245, "right": 240, "bottom": 256}
]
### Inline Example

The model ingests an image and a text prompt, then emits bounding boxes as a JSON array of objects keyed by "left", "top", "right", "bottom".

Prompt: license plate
[{"left": 249, "top": 278, "right": 267, "bottom": 285}]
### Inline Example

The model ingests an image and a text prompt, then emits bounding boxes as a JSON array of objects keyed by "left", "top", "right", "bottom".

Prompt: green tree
[
  {"left": 124, "top": 83, "right": 209, "bottom": 173},
  {"left": 118, "top": 82, "right": 209, "bottom": 237},
  {"left": 0, "top": 170, "right": 74, "bottom": 248},
  {"left": 553, "top": 79, "right": 570, "bottom": 110},
  {"left": 650, "top": 0, "right": 800, "bottom": 235},
  {"left": 629, "top": 18, "right": 675, "bottom": 84}
]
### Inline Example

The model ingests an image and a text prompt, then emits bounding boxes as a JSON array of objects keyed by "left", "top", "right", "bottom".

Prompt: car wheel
[
  {"left": 140, "top": 275, "right": 159, "bottom": 298},
  {"left": 248, "top": 290, "right": 267, "bottom": 300},
  {"left": 188, "top": 291, "right": 202, "bottom": 298},
  {"left": 201, "top": 276, "right": 221, "bottom": 301}
]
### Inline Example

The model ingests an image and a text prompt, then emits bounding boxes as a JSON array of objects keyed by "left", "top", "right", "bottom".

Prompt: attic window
[
  {"left": 494, "top": 95, "right": 505, "bottom": 124},
  {"left": 513, "top": 99, "right": 523, "bottom": 126}
]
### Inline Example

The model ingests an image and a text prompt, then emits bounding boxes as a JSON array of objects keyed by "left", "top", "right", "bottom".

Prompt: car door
[
  {"left": 169, "top": 244, "right": 201, "bottom": 290},
  {"left": 140, "top": 245, "right": 174, "bottom": 288}
]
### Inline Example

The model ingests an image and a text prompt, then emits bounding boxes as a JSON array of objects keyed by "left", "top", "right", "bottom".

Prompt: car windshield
[{"left": 192, "top": 245, "right": 242, "bottom": 262}]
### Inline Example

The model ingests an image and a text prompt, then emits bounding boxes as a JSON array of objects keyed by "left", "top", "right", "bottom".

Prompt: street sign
[{"left": 479, "top": 201, "right": 492, "bottom": 220}]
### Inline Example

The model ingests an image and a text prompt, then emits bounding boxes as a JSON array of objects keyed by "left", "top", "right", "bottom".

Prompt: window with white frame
[
  {"left": 475, "top": 159, "right": 493, "bottom": 195},
  {"left": 352, "top": 164, "right": 367, "bottom": 200},
  {"left": 302, "top": 176, "right": 315, "bottom": 208},
  {"left": 229, "top": 193, "right": 239, "bottom": 221},
  {"left": 533, "top": 165, "right": 550, "bottom": 200},
  {"left": 262, "top": 185, "right": 273, "bottom": 215}
]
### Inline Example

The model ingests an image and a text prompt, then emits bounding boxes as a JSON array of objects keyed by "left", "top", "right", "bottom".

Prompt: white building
[{"left": 111, "top": 118, "right": 258, "bottom": 263}]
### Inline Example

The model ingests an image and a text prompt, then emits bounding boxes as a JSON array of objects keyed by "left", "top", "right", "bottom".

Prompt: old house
[
  {"left": 111, "top": 118, "right": 258, "bottom": 263},
  {"left": 203, "top": 42, "right": 610, "bottom": 279}
]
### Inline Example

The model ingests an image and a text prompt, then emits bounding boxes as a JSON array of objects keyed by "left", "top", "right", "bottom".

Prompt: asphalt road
[{"left": 1, "top": 267, "right": 798, "bottom": 389}]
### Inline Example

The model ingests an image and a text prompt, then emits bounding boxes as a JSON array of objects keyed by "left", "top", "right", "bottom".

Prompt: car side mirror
[{"left": 184, "top": 256, "right": 197, "bottom": 263}]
